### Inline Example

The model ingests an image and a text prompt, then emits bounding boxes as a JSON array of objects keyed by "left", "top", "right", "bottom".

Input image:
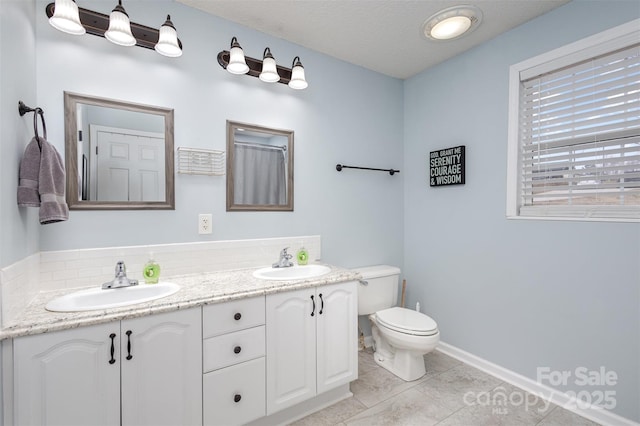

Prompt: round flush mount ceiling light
[{"left": 422, "top": 5, "right": 482, "bottom": 41}]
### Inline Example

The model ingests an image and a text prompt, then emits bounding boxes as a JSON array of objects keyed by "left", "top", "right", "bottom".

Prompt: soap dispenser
[
  {"left": 296, "top": 243, "right": 308, "bottom": 266},
  {"left": 143, "top": 253, "right": 161, "bottom": 284}
]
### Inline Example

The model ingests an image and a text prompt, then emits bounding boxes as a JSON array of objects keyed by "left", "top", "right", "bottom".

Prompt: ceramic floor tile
[
  {"left": 350, "top": 361, "right": 428, "bottom": 408},
  {"left": 535, "top": 406, "right": 602, "bottom": 426},
  {"left": 415, "top": 363, "right": 503, "bottom": 412},
  {"left": 357, "top": 348, "right": 379, "bottom": 376},
  {"left": 344, "top": 387, "right": 456, "bottom": 426},
  {"left": 436, "top": 383, "right": 556, "bottom": 426},
  {"left": 290, "top": 397, "right": 367, "bottom": 426},
  {"left": 424, "top": 350, "right": 462, "bottom": 374},
  {"left": 301, "top": 351, "right": 605, "bottom": 426}
]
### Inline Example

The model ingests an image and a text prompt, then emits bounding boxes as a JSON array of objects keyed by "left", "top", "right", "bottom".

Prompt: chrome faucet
[
  {"left": 272, "top": 247, "right": 294, "bottom": 268},
  {"left": 102, "top": 261, "right": 139, "bottom": 289}
]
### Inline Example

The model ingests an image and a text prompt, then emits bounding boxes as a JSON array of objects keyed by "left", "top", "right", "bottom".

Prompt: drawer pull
[
  {"left": 234, "top": 312, "right": 242, "bottom": 321},
  {"left": 234, "top": 346, "right": 242, "bottom": 354},
  {"left": 234, "top": 394, "right": 242, "bottom": 403}
]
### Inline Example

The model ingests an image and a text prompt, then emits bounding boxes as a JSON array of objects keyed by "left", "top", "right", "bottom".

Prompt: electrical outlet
[{"left": 198, "top": 214, "right": 212, "bottom": 234}]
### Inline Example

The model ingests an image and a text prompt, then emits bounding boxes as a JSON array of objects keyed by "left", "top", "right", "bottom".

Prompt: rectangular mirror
[
  {"left": 64, "top": 92, "right": 175, "bottom": 210},
  {"left": 226, "top": 120, "right": 294, "bottom": 211}
]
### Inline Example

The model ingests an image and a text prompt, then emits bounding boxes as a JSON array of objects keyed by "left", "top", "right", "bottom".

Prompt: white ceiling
[{"left": 176, "top": 0, "right": 570, "bottom": 79}]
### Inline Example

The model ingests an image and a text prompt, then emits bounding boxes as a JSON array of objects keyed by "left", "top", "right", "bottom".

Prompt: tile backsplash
[
  {"left": 1, "top": 235, "right": 321, "bottom": 327},
  {"left": 0, "top": 253, "right": 40, "bottom": 328}
]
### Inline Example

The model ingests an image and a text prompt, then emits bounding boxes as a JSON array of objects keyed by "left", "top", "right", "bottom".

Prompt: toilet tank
[{"left": 354, "top": 265, "right": 401, "bottom": 316}]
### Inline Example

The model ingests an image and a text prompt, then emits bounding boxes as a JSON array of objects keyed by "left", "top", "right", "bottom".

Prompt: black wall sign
[{"left": 429, "top": 145, "right": 465, "bottom": 187}]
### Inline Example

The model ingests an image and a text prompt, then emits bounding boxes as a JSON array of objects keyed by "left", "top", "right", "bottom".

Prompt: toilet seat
[{"left": 376, "top": 307, "right": 438, "bottom": 336}]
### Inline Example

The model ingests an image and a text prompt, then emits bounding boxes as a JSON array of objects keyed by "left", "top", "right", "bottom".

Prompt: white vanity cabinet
[
  {"left": 265, "top": 281, "right": 358, "bottom": 414},
  {"left": 12, "top": 308, "right": 202, "bottom": 426},
  {"left": 120, "top": 308, "right": 202, "bottom": 426},
  {"left": 13, "top": 322, "right": 120, "bottom": 426},
  {"left": 202, "top": 296, "right": 266, "bottom": 426}
]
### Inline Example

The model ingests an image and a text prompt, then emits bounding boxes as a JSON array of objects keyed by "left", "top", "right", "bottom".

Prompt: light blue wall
[
  {"left": 32, "top": 0, "right": 404, "bottom": 269},
  {"left": 403, "top": 1, "right": 640, "bottom": 421},
  {"left": 3, "top": 0, "right": 639, "bottom": 422},
  {"left": 0, "top": 1, "right": 39, "bottom": 269}
]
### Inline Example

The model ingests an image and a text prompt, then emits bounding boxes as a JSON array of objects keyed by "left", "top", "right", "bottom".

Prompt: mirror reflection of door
[{"left": 90, "top": 125, "right": 165, "bottom": 202}]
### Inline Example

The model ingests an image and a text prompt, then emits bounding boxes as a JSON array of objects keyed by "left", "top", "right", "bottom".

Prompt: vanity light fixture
[
  {"left": 226, "top": 37, "right": 250, "bottom": 74},
  {"left": 155, "top": 15, "right": 182, "bottom": 57},
  {"left": 259, "top": 48, "right": 280, "bottom": 83},
  {"left": 217, "top": 38, "right": 308, "bottom": 89},
  {"left": 46, "top": 1, "right": 183, "bottom": 57},
  {"left": 104, "top": 0, "right": 136, "bottom": 46},
  {"left": 48, "top": 0, "right": 85, "bottom": 35},
  {"left": 422, "top": 5, "right": 482, "bottom": 41},
  {"left": 288, "top": 56, "right": 308, "bottom": 90}
]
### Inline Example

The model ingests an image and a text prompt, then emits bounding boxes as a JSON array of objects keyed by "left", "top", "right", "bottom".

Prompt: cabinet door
[
  {"left": 13, "top": 322, "right": 120, "bottom": 426},
  {"left": 266, "top": 288, "right": 316, "bottom": 414},
  {"left": 316, "top": 281, "right": 359, "bottom": 394},
  {"left": 121, "top": 308, "right": 202, "bottom": 426}
]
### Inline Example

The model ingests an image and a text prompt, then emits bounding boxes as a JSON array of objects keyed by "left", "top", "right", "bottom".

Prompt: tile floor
[{"left": 291, "top": 349, "right": 601, "bottom": 426}]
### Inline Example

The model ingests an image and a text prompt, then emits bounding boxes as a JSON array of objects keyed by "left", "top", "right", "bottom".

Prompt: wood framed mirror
[
  {"left": 64, "top": 92, "right": 175, "bottom": 210},
  {"left": 226, "top": 120, "right": 294, "bottom": 211}
]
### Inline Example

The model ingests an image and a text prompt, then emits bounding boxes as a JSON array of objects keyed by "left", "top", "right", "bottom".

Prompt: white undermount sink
[
  {"left": 45, "top": 282, "right": 180, "bottom": 312},
  {"left": 252, "top": 264, "right": 331, "bottom": 281}
]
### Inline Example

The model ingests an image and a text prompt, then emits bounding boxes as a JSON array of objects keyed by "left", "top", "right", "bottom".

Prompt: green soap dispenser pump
[
  {"left": 296, "top": 243, "right": 308, "bottom": 265},
  {"left": 143, "top": 253, "right": 161, "bottom": 284}
]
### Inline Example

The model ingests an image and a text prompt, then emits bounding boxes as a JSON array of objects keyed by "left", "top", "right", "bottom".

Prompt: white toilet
[{"left": 356, "top": 265, "right": 440, "bottom": 381}]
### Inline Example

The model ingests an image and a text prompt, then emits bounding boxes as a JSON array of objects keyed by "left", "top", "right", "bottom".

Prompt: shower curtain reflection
[{"left": 234, "top": 143, "right": 286, "bottom": 205}]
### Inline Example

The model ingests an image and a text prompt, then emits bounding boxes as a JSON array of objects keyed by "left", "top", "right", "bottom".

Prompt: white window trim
[{"left": 506, "top": 19, "right": 640, "bottom": 223}]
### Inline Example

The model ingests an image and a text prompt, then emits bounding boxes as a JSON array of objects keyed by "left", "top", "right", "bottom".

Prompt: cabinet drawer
[
  {"left": 203, "top": 357, "right": 266, "bottom": 426},
  {"left": 203, "top": 296, "right": 265, "bottom": 338},
  {"left": 203, "top": 325, "right": 265, "bottom": 372}
]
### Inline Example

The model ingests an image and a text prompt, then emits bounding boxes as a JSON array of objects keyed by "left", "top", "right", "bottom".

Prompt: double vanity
[{"left": 0, "top": 263, "right": 360, "bottom": 426}]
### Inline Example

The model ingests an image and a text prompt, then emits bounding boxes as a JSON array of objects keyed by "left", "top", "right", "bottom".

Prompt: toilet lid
[{"left": 376, "top": 307, "right": 438, "bottom": 336}]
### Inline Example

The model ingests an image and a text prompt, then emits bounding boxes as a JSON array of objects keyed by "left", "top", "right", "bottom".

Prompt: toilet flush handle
[{"left": 359, "top": 280, "right": 368, "bottom": 286}]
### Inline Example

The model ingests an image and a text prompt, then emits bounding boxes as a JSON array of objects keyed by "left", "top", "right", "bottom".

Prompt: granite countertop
[{"left": 0, "top": 263, "right": 361, "bottom": 341}]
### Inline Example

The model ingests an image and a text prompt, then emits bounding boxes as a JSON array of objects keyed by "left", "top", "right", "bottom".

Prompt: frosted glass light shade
[
  {"left": 155, "top": 16, "right": 182, "bottom": 57},
  {"left": 227, "top": 45, "right": 249, "bottom": 74},
  {"left": 105, "top": 5, "right": 136, "bottom": 47},
  {"left": 259, "top": 49, "right": 280, "bottom": 83},
  {"left": 49, "top": 0, "right": 85, "bottom": 35},
  {"left": 430, "top": 16, "right": 472, "bottom": 40},
  {"left": 288, "top": 58, "right": 308, "bottom": 90},
  {"left": 423, "top": 6, "right": 482, "bottom": 41}
]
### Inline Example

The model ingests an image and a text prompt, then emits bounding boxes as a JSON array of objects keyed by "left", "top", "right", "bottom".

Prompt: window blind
[{"left": 518, "top": 43, "right": 640, "bottom": 219}]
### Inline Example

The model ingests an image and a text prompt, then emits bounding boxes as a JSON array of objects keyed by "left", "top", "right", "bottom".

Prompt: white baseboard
[{"left": 437, "top": 341, "right": 639, "bottom": 426}]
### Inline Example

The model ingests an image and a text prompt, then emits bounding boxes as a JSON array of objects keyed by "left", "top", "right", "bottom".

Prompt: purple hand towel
[
  {"left": 17, "top": 138, "right": 42, "bottom": 207},
  {"left": 38, "top": 138, "right": 69, "bottom": 224}
]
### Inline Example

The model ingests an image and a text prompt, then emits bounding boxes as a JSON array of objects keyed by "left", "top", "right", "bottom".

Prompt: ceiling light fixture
[
  {"left": 217, "top": 38, "right": 308, "bottom": 90},
  {"left": 422, "top": 5, "right": 482, "bottom": 41},
  {"left": 45, "top": 2, "right": 183, "bottom": 58},
  {"left": 48, "top": 0, "right": 86, "bottom": 35}
]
